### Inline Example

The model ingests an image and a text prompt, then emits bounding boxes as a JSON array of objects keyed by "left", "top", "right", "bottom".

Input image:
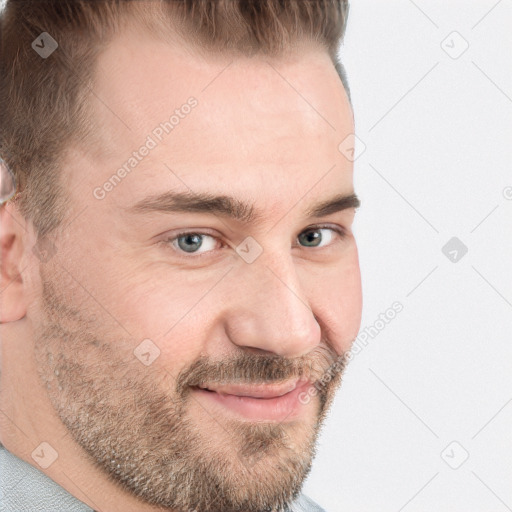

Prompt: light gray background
[{"left": 303, "top": 1, "right": 512, "bottom": 511}]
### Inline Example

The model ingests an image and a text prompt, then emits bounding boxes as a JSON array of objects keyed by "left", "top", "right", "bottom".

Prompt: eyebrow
[{"left": 127, "top": 190, "right": 360, "bottom": 223}]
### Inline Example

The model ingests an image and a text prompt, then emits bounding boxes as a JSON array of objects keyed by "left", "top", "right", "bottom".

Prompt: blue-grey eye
[
  {"left": 298, "top": 228, "right": 335, "bottom": 248},
  {"left": 174, "top": 233, "right": 218, "bottom": 254},
  {"left": 177, "top": 233, "right": 203, "bottom": 253}
]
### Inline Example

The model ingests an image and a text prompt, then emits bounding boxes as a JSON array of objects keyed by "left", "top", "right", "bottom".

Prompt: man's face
[{"left": 30, "top": 29, "right": 361, "bottom": 512}]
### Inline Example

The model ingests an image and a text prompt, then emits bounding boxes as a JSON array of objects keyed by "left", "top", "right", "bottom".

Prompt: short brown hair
[{"left": 0, "top": 0, "right": 351, "bottom": 237}]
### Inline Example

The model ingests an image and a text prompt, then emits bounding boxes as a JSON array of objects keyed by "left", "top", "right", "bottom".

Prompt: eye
[
  {"left": 161, "top": 225, "right": 346, "bottom": 259},
  {"left": 170, "top": 232, "right": 220, "bottom": 256},
  {"left": 297, "top": 226, "right": 346, "bottom": 248}
]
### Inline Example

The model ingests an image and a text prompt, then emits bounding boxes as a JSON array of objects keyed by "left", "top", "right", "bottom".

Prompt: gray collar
[
  {"left": 0, "top": 443, "right": 325, "bottom": 512},
  {"left": 0, "top": 442, "right": 93, "bottom": 511}
]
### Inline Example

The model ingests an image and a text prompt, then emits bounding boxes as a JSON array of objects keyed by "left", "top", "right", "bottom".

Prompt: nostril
[{"left": 244, "top": 346, "right": 277, "bottom": 356}]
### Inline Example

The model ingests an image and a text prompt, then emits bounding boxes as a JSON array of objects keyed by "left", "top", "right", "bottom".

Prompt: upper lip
[{"left": 196, "top": 378, "right": 309, "bottom": 399}]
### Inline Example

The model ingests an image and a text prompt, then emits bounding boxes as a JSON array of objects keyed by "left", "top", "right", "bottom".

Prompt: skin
[{"left": 0, "top": 24, "right": 362, "bottom": 512}]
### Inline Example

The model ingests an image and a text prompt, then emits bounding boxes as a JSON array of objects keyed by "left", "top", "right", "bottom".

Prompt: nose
[{"left": 223, "top": 252, "right": 322, "bottom": 358}]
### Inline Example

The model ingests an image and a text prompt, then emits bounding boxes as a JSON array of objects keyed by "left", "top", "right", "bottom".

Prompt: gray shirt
[{"left": 0, "top": 443, "right": 326, "bottom": 512}]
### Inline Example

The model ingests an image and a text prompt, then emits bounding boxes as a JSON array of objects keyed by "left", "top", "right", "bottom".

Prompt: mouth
[{"left": 191, "top": 379, "right": 313, "bottom": 422}]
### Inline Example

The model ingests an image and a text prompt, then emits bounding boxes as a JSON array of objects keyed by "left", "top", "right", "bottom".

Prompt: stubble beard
[{"left": 33, "top": 268, "right": 346, "bottom": 512}]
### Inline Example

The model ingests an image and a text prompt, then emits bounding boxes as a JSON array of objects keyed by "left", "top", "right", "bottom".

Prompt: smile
[{"left": 191, "top": 379, "right": 313, "bottom": 422}]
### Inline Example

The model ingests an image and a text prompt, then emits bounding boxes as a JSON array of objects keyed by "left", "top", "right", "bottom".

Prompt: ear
[{"left": 0, "top": 202, "right": 28, "bottom": 322}]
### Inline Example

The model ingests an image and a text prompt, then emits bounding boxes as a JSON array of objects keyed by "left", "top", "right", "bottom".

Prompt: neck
[{"left": 0, "top": 321, "right": 173, "bottom": 512}]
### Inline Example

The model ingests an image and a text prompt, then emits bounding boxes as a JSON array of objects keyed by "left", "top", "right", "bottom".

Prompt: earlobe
[{"left": 0, "top": 203, "right": 27, "bottom": 322}]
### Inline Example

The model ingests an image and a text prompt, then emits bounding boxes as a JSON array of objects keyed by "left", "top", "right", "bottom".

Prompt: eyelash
[{"left": 160, "top": 224, "right": 347, "bottom": 260}]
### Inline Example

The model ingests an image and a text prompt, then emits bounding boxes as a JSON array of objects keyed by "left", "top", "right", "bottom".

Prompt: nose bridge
[{"left": 225, "top": 250, "right": 321, "bottom": 357}]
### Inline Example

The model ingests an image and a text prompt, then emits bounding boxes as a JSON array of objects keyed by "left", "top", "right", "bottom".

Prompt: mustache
[{"left": 175, "top": 343, "right": 340, "bottom": 397}]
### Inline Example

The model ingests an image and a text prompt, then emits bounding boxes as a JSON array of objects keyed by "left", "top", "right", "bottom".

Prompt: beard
[{"left": 33, "top": 267, "right": 348, "bottom": 512}]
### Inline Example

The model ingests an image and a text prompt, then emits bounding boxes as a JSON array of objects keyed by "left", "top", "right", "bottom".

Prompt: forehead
[{"left": 71, "top": 29, "right": 354, "bottom": 214}]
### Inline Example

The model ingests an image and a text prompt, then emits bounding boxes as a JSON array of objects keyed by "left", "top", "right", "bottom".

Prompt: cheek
[
  {"left": 306, "top": 249, "right": 362, "bottom": 354},
  {"left": 108, "top": 267, "right": 222, "bottom": 368},
  {"left": 338, "top": 262, "right": 363, "bottom": 346}
]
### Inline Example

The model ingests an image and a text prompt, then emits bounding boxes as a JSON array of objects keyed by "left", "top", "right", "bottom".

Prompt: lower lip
[{"left": 191, "top": 381, "right": 312, "bottom": 422}]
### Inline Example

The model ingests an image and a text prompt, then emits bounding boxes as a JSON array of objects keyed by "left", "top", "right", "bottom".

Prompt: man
[{"left": 0, "top": 1, "right": 362, "bottom": 511}]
